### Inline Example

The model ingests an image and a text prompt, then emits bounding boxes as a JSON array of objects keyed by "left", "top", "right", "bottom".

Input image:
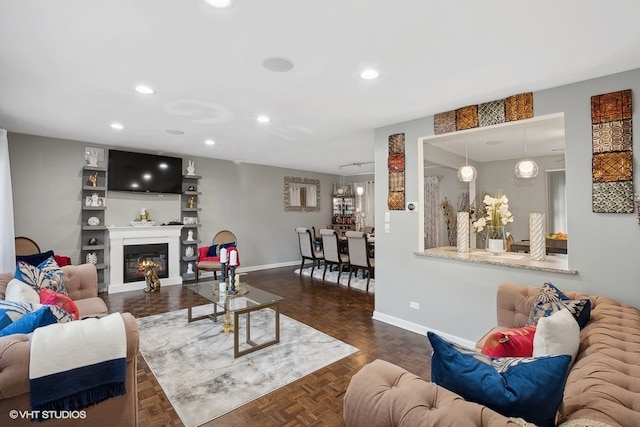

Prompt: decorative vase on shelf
[{"left": 485, "top": 225, "right": 507, "bottom": 255}]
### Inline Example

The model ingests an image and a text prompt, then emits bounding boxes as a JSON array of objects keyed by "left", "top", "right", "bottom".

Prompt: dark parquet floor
[{"left": 101, "top": 266, "right": 433, "bottom": 427}]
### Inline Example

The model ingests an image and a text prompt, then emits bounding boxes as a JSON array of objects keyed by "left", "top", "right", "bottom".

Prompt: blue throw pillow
[
  {"left": 16, "top": 250, "right": 55, "bottom": 266},
  {"left": 207, "top": 244, "right": 218, "bottom": 257},
  {"left": 0, "top": 306, "right": 58, "bottom": 337},
  {"left": 428, "top": 332, "right": 570, "bottom": 427},
  {"left": 219, "top": 242, "right": 236, "bottom": 250},
  {"left": 0, "top": 300, "right": 35, "bottom": 329},
  {"left": 527, "top": 281, "right": 591, "bottom": 329}
]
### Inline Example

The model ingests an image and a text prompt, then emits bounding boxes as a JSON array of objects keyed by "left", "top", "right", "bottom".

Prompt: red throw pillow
[
  {"left": 39, "top": 288, "right": 79, "bottom": 320},
  {"left": 54, "top": 255, "right": 71, "bottom": 266},
  {"left": 481, "top": 325, "right": 537, "bottom": 357}
]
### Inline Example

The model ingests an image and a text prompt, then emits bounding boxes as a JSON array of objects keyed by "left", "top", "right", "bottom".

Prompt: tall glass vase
[{"left": 485, "top": 225, "right": 506, "bottom": 255}]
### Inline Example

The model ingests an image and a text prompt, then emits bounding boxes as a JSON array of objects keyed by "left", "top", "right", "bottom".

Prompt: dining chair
[
  {"left": 195, "top": 230, "right": 237, "bottom": 282},
  {"left": 15, "top": 236, "right": 41, "bottom": 256},
  {"left": 319, "top": 228, "right": 349, "bottom": 283},
  {"left": 311, "top": 226, "right": 324, "bottom": 251},
  {"left": 345, "top": 231, "right": 374, "bottom": 292},
  {"left": 295, "top": 227, "right": 324, "bottom": 277}
]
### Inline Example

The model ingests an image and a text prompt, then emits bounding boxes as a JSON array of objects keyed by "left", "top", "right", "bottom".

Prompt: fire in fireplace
[{"left": 123, "top": 243, "right": 169, "bottom": 283}]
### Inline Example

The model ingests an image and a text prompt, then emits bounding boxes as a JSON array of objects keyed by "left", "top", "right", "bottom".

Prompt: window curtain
[
  {"left": 289, "top": 186, "right": 301, "bottom": 207},
  {"left": 305, "top": 185, "right": 317, "bottom": 207},
  {"left": 353, "top": 181, "right": 375, "bottom": 228},
  {"left": 0, "top": 129, "right": 15, "bottom": 271},
  {"left": 546, "top": 170, "right": 567, "bottom": 234},
  {"left": 424, "top": 176, "right": 441, "bottom": 249}
]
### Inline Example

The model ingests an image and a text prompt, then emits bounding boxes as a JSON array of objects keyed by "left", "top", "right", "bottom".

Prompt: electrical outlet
[
  {"left": 385, "top": 211, "right": 390, "bottom": 222},
  {"left": 410, "top": 301, "right": 420, "bottom": 310},
  {"left": 384, "top": 223, "right": 390, "bottom": 233}
]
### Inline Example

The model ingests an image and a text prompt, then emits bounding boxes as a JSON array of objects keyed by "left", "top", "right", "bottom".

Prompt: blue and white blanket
[{"left": 29, "top": 313, "right": 127, "bottom": 414}]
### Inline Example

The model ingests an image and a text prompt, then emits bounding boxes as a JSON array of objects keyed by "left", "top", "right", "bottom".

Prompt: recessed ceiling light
[
  {"left": 135, "top": 85, "right": 155, "bottom": 95},
  {"left": 360, "top": 69, "right": 379, "bottom": 80},
  {"left": 262, "top": 57, "right": 294, "bottom": 72},
  {"left": 257, "top": 115, "right": 270, "bottom": 123},
  {"left": 166, "top": 129, "right": 184, "bottom": 135},
  {"left": 110, "top": 123, "right": 124, "bottom": 130},
  {"left": 205, "top": 139, "right": 216, "bottom": 146},
  {"left": 204, "top": 0, "right": 233, "bottom": 8}
]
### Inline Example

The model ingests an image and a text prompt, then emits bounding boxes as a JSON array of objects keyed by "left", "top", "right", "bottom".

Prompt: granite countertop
[{"left": 415, "top": 246, "right": 577, "bottom": 275}]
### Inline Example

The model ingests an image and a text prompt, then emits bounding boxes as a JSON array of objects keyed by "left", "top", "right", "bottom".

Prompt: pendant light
[
  {"left": 457, "top": 142, "right": 477, "bottom": 182},
  {"left": 515, "top": 124, "right": 539, "bottom": 178}
]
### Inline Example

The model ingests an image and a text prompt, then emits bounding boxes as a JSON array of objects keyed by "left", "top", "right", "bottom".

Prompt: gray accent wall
[
  {"left": 374, "top": 68, "right": 640, "bottom": 344},
  {"left": 8, "top": 133, "right": 338, "bottom": 288}
]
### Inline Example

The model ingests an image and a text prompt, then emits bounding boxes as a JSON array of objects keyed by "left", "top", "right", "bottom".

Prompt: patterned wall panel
[
  {"left": 388, "top": 133, "right": 405, "bottom": 210},
  {"left": 591, "top": 89, "right": 634, "bottom": 213},
  {"left": 433, "top": 92, "right": 533, "bottom": 135}
]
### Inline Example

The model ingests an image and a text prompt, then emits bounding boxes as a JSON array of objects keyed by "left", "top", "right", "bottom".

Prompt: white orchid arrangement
[{"left": 472, "top": 191, "right": 514, "bottom": 239}]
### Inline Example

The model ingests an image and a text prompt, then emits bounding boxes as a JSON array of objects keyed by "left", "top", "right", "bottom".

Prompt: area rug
[
  {"left": 295, "top": 267, "right": 375, "bottom": 293},
  {"left": 137, "top": 305, "right": 358, "bottom": 427}
]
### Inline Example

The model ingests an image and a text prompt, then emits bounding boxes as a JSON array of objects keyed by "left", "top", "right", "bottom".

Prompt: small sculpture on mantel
[{"left": 186, "top": 160, "right": 196, "bottom": 176}]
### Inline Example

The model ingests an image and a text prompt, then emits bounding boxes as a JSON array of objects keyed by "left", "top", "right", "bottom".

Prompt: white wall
[{"left": 374, "top": 68, "right": 640, "bottom": 343}]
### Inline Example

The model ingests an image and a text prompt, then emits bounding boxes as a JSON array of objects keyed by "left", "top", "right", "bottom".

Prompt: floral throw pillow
[
  {"left": 526, "top": 281, "right": 591, "bottom": 329},
  {"left": 15, "top": 257, "right": 67, "bottom": 295}
]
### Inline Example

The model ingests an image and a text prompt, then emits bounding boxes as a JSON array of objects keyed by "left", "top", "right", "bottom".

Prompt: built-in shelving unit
[
  {"left": 180, "top": 174, "right": 201, "bottom": 281},
  {"left": 330, "top": 195, "right": 356, "bottom": 234},
  {"left": 81, "top": 165, "right": 108, "bottom": 286}
]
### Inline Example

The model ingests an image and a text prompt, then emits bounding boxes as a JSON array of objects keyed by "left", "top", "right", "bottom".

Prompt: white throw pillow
[
  {"left": 5, "top": 278, "right": 40, "bottom": 304},
  {"left": 533, "top": 307, "right": 580, "bottom": 364}
]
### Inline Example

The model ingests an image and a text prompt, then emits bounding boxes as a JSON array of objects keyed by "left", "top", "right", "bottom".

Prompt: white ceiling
[{"left": 1, "top": 1, "right": 639, "bottom": 175}]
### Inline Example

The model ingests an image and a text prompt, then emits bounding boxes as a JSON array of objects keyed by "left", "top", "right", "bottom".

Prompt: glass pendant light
[
  {"left": 515, "top": 124, "right": 539, "bottom": 178},
  {"left": 458, "top": 142, "right": 477, "bottom": 182}
]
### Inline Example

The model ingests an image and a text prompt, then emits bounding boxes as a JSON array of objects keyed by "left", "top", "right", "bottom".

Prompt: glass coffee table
[{"left": 184, "top": 281, "right": 284, "bottom": 358}]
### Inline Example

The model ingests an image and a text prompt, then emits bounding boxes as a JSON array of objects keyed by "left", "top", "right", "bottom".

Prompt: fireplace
[
  {"left": 123, "top": 243, "right": 169, "bottom": 283},
  {"left": 107, "top": 225, "right": 183, "bottom": 294}
]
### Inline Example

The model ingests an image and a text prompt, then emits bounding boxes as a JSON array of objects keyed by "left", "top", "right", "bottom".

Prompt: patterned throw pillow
[
  {"left": 527, "top": 281, "right": 591, "bottom": 328},
  {"left": 0, "top": 306, "right": 68, "bottom": 337},
  {"left": 15, "top": 257, "right": 67, "bottom": 295},
  {"left": 481, "top": 325, "right": 537, "bottom": 357},
  {"left": 0, "top": 300, "right": 36, "bottom": 330},
  {"left": 428, "top": 332, "right": 571, "bottom": 427}
]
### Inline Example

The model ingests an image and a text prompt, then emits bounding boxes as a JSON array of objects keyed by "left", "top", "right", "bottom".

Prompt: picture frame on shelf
[{"left": 183, "top": 217, "right": 198, "bottom": 225}]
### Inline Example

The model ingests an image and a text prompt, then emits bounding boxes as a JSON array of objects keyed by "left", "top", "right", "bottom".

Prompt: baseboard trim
[
  {"left": 237, "top": 260, "right": 300, "bottom": 272},
  {"left": 372, "top": 310, "right": 476, "bottom": 349}
]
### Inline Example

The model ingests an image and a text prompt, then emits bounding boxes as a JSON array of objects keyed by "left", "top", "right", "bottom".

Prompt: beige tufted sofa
[
  {"left": 344, "top": 283, "right": 640, "bottom": 427},
  {"left": 0, "top": 263, "right": 139, "bottom": 427}
]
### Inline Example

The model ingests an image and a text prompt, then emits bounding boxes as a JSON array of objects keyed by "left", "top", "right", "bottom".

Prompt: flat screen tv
[{"left": 108, "top": 149, "right": 183, "bottom": 194}]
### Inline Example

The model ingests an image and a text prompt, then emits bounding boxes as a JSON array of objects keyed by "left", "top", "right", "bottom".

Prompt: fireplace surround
[{"left": 107, "top": 225, "right": 183, "bottom": 293}]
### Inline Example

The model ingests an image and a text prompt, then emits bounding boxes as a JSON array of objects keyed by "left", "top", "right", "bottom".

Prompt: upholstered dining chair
[
  {"left": 195, "top": 230, "right": 237, "bottom": 282},
  {"left": 295, "top": 227, "right": 324, "bottom": 277},
  {"left": 319, "top": 228, "right": 349, "bottom": 283},
  {"left": 345, "top": 231, "right": 374, "bottom": 292}
]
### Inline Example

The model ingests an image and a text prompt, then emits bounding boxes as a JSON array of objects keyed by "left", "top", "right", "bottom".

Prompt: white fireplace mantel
[{"left": 108, "top": 225, "right": 183, "bottom": 294}]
